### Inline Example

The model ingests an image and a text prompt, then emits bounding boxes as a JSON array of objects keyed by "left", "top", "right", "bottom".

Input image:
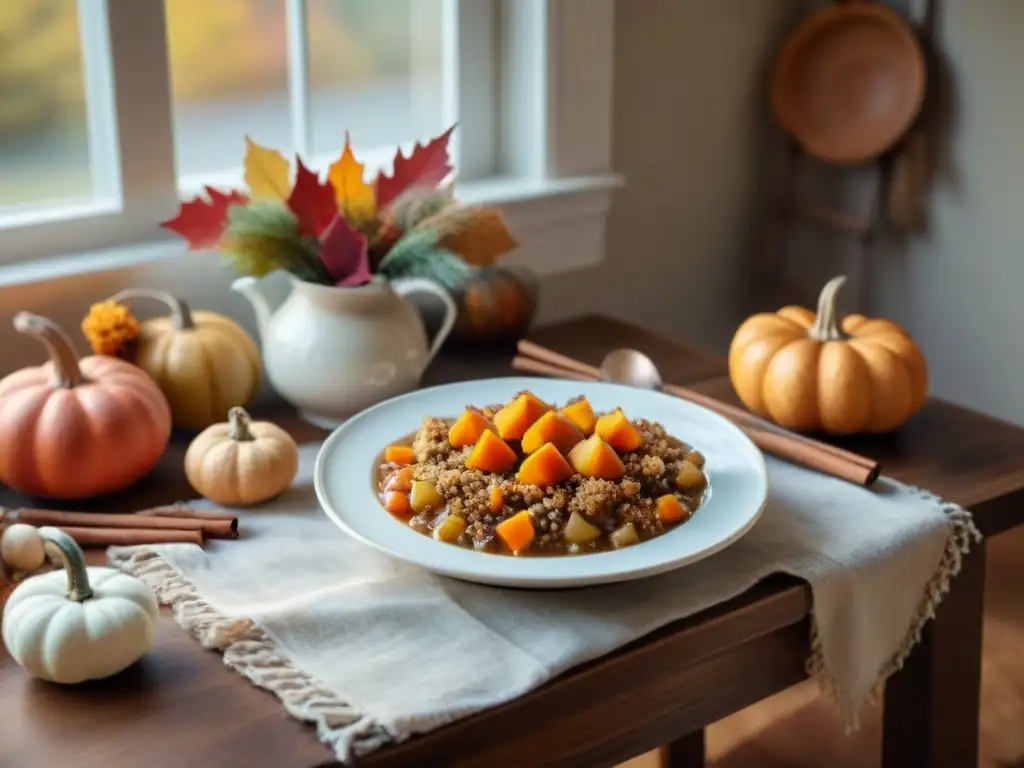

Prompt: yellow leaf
[
  {"left": 244, "top": 136, "right": 291, "bottom": 200},
  {"left": 327, "top": 134, "right": 375, "bottom": 222},
  {"left": 440, "top": 209, "right": 519, "bottom": 268}
]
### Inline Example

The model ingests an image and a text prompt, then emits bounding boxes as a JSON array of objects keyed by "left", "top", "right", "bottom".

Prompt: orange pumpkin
[
  {"left": 450, "top": 266, "right": 538, "bottom": 345},
  {"left": 729, "top": 275, "right": 928, "bottom": 435},
  {"left": 0, "top": 312, "right": 172, "bottom": 499}
]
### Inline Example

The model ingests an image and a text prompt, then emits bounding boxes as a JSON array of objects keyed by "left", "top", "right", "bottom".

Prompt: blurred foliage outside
[{"left": 0, "top": 0, "right": 415, "bottom": 139}]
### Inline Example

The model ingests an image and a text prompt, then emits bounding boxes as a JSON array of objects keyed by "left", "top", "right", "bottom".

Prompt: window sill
[{"left": 0, "top": 173, "right": 621, "bottom": 290}]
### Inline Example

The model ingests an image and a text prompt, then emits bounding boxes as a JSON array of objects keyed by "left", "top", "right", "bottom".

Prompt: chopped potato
[
  {"left": 563, "top": 510, "right": 602, "bottom": 545},
  {"left": 685, "top": 450, "right": 705, "bottom": 469},
  {"left": 434, "top": 514, "right": 467, "bottom": 543},
  {"left": 410, "top": 481, "right": 445, "bottom": 514},
  {"left": 674, "top": 460, "right": 704, "bottom": 490},
  {"left": 610, "top": 523, "right": 639, "bottom": 549}
]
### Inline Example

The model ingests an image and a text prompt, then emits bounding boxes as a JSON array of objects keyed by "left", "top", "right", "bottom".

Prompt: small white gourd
[{"left": 2, "top": 526, "right": 159, "bottom": 684}]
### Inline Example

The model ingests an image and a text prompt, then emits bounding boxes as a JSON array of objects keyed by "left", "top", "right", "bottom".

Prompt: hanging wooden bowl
[{"left": 770, "top": 0, "right": 926, "bottom": 164}]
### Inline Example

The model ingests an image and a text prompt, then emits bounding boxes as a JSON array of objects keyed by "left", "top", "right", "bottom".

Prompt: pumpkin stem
[
  {"left": 13, "top": 313, "right": 85, "bottom": 388},
  {"left": 110, "top": 289, "right": 196, "bottom": 330},
  {"left": 228, "top": 407, "right": 256, "bottom": 441},
  {"left": 808, "top": 275, "right": 848, "bottom": 342},
  {"left": 37, "top": 526, "right": 94, "bottom": 602}
]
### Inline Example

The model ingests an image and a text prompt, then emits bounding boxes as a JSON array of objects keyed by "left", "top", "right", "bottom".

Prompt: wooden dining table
[{"left": 1, "top": 314, "right": 1022, "bottom": 768}]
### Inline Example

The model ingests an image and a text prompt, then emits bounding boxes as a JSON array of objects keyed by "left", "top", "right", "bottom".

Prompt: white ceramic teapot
[{"left": 232, "top": 273, "right": 456, "bottom": 428}]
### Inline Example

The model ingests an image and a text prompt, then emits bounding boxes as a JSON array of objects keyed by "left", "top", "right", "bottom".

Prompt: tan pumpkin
[
  {"left": 450, "top": 266, "right": 538, "bottom": 345},
  {"left": 0, "top": 312, "right": 172, "bottom": 499},
  {"left": 184, "top": 407, "right": 299, "bottom": 506},
  {"left": 112, "top": 289, "right": 260, "bottom": 430},
  {"left": 729, "top": 275, "right": 928, "bottom": 435}
]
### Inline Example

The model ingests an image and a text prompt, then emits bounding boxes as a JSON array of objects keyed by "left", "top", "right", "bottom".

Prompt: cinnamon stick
[
  {"left": 3, "top": 508, "right": 237, "bottom": 539},
  {"left": 144, "top": 506, "right": 238, "bottom": 523},
  {"left": 59, "top": 526, "right": 203, "bottom": 548}
]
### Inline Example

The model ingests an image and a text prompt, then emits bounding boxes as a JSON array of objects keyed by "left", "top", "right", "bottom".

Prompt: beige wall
[
  {"left": 871, "top": 2, "right": 1024, "bottom": 425},
  {"left": 540, "top": 0, "right": 800, "bottom": 354}
]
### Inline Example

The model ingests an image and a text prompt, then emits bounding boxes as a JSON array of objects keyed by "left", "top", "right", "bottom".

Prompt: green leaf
[
  {"left": 221, "top": 202, "right": 331, "bottom": 282},
  {"left": 377, "top": 227, "right": 473, "bottom": 288}
]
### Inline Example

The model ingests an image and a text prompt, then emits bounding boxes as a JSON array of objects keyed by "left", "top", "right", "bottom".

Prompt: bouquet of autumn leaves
[{"left": 161, "top": 125, "right": 518, "bottom": 288}]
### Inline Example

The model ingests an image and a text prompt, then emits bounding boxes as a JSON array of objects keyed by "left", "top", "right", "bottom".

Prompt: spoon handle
[{"left": 517, "top": 341, "right": 602, "bottom": 379}]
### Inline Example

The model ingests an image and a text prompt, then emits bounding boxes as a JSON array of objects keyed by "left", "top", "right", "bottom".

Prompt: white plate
[{"left": 313, "top": 377, "right": 768, "bottom": 589}]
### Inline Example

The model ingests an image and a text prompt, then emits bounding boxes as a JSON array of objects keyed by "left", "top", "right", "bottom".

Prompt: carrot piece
[
  {"left": 384, "top": 492, "right": 412, "bottom": 517},
  {"left": 489, "top": 486, "right": 505, "bottom": 513},
  {"left": 560, "top": 398, "right": 597, "bottom": 436},
  {"left": 516, "top": 442, "right": 574, "bottom": 487},
  {"left": 594, "top": 409, "right": 643, "bottom": 453},
  {"left": 465, "top": 430, "right": 518, "bottom": 473},
  {"left": 448, "top": 408, "right": 496, "bottom": 448},
  {"left": 496, "top": 510, "right": 535, "bottom": 554},
  {"left": 655, "top": 494, "right": 689, "bottom": 523},
  {"left": 521, "top": 411, "right": 585, "bottom": 455},
  {"left": 493, "top": 392, "right": 550, "bottom": 440},
  {"left": 567, "top": 435, "right": 626, "bottom": 480},
  {"left": 384, "top": 444, "right": 415, "bottom": 466},
  {"left": 385, "top": 466, "right": 414, "bottom": 492}
]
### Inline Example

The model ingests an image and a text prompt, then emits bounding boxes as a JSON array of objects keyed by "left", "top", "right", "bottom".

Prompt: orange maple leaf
[{"left": 327, "top": 133, "right": 375, "bottom": 223}]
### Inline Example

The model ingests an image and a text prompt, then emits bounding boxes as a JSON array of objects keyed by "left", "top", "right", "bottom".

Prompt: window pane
[
  {"left": 165, "top": 0, "right": 289, "bottom": 181},
  {"left": 308, "top": 0, "right": 447, "bottom": 156},
  {"left": 0, "top": 2, "right": 92, "bottom": 210}
]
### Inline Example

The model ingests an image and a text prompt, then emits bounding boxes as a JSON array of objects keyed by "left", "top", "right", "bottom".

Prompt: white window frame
[{"left": 0, "top": 0, "right": 618, "bottom": 290}]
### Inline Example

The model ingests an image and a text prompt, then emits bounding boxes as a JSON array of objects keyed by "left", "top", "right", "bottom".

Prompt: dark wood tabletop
[{"left": 1, "top": 314, "right": 1022, "bottom": 768}]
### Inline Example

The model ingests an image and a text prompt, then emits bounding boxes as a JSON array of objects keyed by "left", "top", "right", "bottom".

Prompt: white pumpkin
[{"left": 2, "top": 526, "right": 159, "bottom": 684}]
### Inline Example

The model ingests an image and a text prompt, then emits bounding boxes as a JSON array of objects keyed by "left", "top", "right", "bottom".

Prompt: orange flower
[{"left": 81, "top": 300, "right": 141, "bottom": 356}]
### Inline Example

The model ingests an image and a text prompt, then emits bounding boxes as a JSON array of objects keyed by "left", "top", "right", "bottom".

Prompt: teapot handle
[{"left": 391, "top": 278, "right": 458, "bottom": 363}]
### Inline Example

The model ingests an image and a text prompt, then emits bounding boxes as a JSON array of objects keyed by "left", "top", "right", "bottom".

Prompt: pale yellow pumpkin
[
  {"left": 729, "top": 275, "right": 928, "bottom": 435},
  {"left": 112, "top": 289, "right": 260, "bottom": 430},
  {"left": 184, "top": 407, "right": 299, "bottom": 506}
]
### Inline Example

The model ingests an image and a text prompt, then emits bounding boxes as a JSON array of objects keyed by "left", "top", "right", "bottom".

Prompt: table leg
[
  {"left": 658, "top": 729, "right": 705, "bottom": 768},
  {"left": 882, "top": 542, "right": 986, "bottom": 768}
]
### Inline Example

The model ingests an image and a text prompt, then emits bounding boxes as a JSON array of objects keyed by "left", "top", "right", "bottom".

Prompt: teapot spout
[{"left": 231, "top": 276, "right": 274, "bottom": 342}]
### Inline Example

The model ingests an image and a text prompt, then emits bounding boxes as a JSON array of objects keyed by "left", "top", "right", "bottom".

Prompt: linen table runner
[{"left": 109, "top": 444, "right": 979, "bottom": 763}]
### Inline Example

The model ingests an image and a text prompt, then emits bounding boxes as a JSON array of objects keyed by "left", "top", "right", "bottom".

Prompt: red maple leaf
[
  {"left": 287, "top": 157, "right": 338, "bottom": 238},
  {"left": 161, "top": 186, "right": 247, "bottom": 250},
  {"left": 375, "top": 124, "right": 456, "bottom": 209},
  {"left": 319, "top": 214, "right": 371, "bottom": 287}
]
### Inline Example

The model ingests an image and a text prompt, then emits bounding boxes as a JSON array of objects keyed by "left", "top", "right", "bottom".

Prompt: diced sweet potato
[
  {"left": 567, "top": 435, "right": 626, "bottom": 480},
  {"left": 560, "top": 398, "right": 597, "bottom": 436},
  {"left": 386, "top": 466, "right": 414, "bottom": 492},
  {"left": 465, "top": 430, "right": 518, "bottom": 473},
  {"left": 516, "top": 442, "right": 574, "bottom": 487},
  {"left": 496, "top": 510, "right": 535, "bottom": 554},
  {"left": 489, "top": 486, "right": 504, "bottom": 513},
  {"left": 656, "top": 494, "right": 689, "bottom": 523},
  {"left": 384, "top": 444, "right": 415, "bottom": 465},
  {"left": 448, "top": 408, "right": 496, "bottom": 448},
  {"left": 520, "top": 411, "right": 585, "bottom": 455},
  {"left": 594, "top": 409, "right": 643, "bottom": 453},
  {"left": 493, "top": 392, "right": 550, "bottom": 440},
  {"left": 384, "top": 491, "right": 412, "bottom": 517}
]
